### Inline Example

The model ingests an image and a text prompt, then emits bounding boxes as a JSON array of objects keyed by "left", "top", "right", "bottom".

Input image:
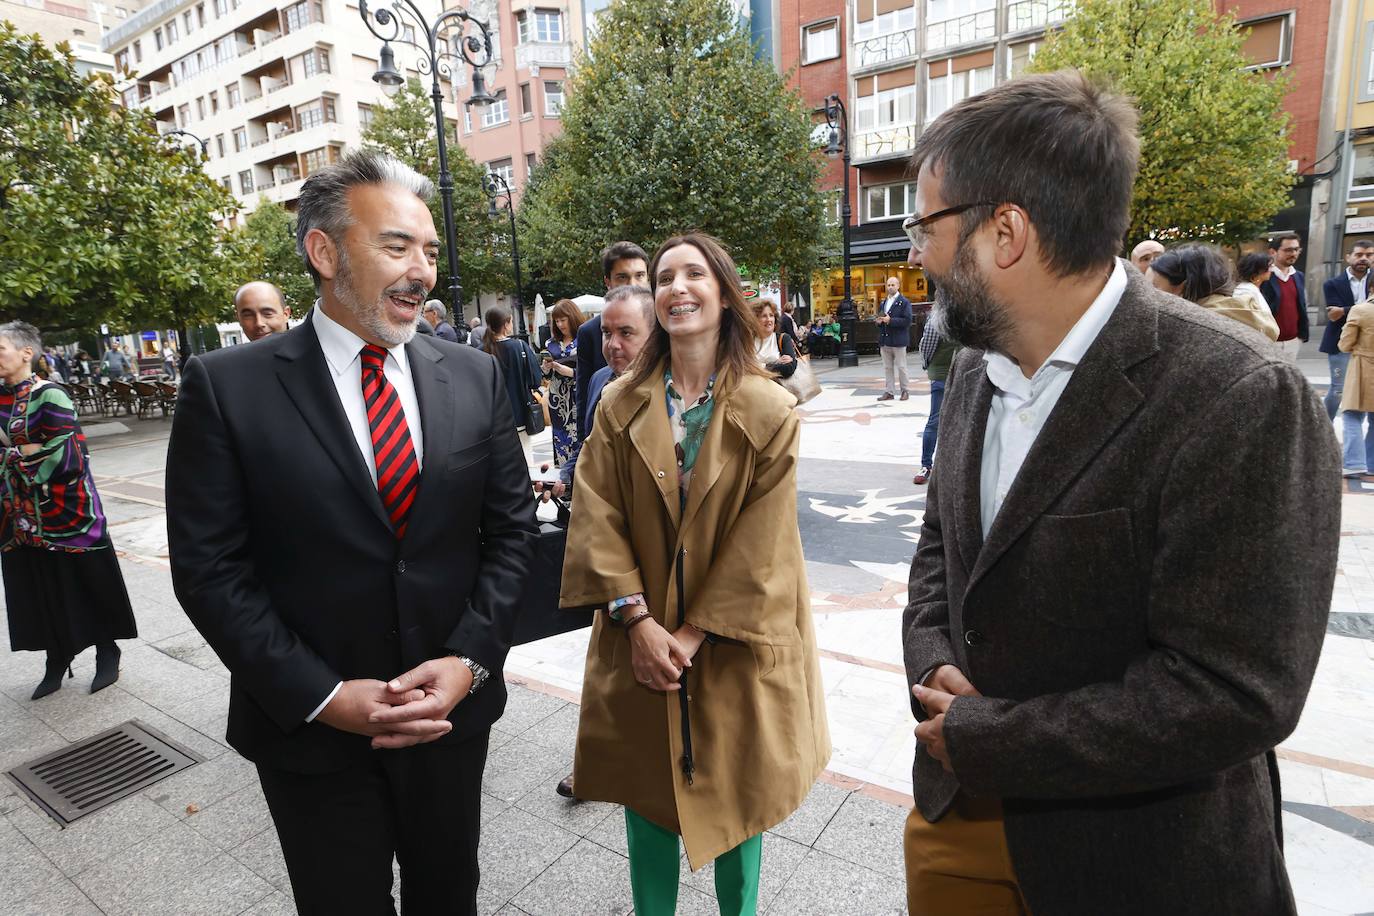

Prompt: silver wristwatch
[{"left": 457, "top": 655, "right": 490, "bottom": 693}]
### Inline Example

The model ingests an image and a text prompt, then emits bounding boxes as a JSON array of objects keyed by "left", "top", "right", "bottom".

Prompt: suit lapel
[
  {"left": 946, "top": 358, "right": 993, "bottom": 577},
  {"left": 966, "top": 269, "right": 1159, "bottom": 594},
  {"left": 405, "top": 335, "right": 453, "bottom": 534},
  {"left": 273, "top": 319, "right": 392, "bottom": 532}
]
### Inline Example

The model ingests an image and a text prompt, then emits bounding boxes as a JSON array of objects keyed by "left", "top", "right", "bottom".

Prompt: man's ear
[
  {"left": 991, "top": 204, "right": 1030, "bottom": 271},
  {"left": 303, "top": 228, "right": 340, "bottom": 282}
]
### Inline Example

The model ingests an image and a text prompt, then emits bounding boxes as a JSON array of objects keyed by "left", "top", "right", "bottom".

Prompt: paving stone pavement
[{"left": 0, "top": 355, "right": 1371, "bottom": 914}]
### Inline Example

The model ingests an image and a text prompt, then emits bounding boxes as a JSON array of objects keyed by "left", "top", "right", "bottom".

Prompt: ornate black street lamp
[
  {"left": 823, "top": 93, "right": 858, "bottom": 368},
  {"left": 483, "top": 170, "right": 527, "bottom": 341},
  {"left": 164, "top": 127, "right": 210, "bottom": 158},
  {"left": 163, "top": 128, "right": 210, "bottom": 355},
  {"left": 359, "top": 0, "right": 496, "bottom": 327}
]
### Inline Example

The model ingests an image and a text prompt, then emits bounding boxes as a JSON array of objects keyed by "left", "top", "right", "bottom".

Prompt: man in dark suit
[
  {"left": 1320, "top": 239, "right": 1374, "bottom": 419},
  {"left": 901, "top": 72, "right": 1339, "bottom": 915},
  {"left": 421, "top": 299, "right": 463, "bottom": 343},
  {"left": 166, "top": 151, "right": 536, "bottom": 915},
  {"left": 574, "top": 241, "right": 647, "bottom": 434},
  {"left": 1261, "top": 231, "right": 1308, "bottom": 362},
  {"left": 876, "top": 276, "right": 913, "bottom": 400}
]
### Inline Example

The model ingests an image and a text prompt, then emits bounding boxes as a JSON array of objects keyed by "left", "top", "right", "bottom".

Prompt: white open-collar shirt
[{"left": 979, "top": 260, "right": 1127, "bottom": 538}]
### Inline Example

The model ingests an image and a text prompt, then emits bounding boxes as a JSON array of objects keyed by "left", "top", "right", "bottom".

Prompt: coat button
[
  {"left": 396, "top": 560, "right": 406, "bottom": 574},
  {"left": 657, "top": 470, "right": 666, "bottom": 478},
  {"left": 964, "top": 629, "right": 986, "bottom": 646}
]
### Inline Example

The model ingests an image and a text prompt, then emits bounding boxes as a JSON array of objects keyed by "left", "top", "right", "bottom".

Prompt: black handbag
[{"left": 505, "top": 341, "right": 546, "bottom": 434}]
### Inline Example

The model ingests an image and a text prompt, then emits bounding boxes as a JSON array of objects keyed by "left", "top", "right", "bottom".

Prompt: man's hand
[
  {"left": 316, "top": 679, "right": 439, "bottom": 743},
  {"left": 628, "top": 618, "right": 692, "bottom": 691},
  {"left": 925, "top": 664, "right": 982, "bottom": 699},
  {"left": 367, "top": 657, "right": 475, "bottom": 750},
  {"left": 532, "top": 462, "right": 566, "bottom": 502},
  {"left": 912, "top": 683, "right": 957, "bottom": 773},
  {"left": 1329, "top": 306, "right": 1347, "bottom": 322}
]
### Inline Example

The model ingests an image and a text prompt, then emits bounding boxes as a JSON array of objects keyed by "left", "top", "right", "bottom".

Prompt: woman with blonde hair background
[{"left": 560, "top": 233, "right": 830, "bottom": 915}]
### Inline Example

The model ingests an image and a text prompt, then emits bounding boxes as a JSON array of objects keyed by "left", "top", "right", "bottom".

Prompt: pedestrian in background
[
  {"left": 541, "top": 299, "right": 585, "bottom": 468},
  {"left": 100, "top": 342, "right": 130, "bottom": 381},
  {"left": 1321, "top": 240, "right": 1374, "bottom": 421},
  {"left": 1260, "top": 232, "right": 1307, "bottom": 361},
  {"left": 1338, "top": 295, "right": 1374, "bottom": 478},
  {"left": 1129, "top": 239, "right": 1164, "bottom": 272},
  {"left": 1233, "top": 250, "right": 1273, "bottom": 315},
  {"left": 911, "top": 318, "right": 956, "bottom": 486},
  {"left": 0, "top": 321, "right": 135, "bottom": 700},
  {"left": 560, "top": 232, "right": 830, "bottom": 916},
  {"left": 753, "top": 297, "right": 799, "bottom": 378},
  {"left": 484, "top": 305, "right": 544, "bottom": 463},
  {"left": 1147, "top": 243, "right": 1278, "bottom": 340},
  {"left": 876, "top": 276, "right": 913, "bottom": 400}
]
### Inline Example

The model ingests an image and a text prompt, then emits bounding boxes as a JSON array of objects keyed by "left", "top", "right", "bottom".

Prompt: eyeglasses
[{"left": 902, "top": 201, "right": 999, "bottom": 251}]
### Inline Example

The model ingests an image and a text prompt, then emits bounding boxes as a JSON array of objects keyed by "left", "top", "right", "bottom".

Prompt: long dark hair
[
  {"left": 625, "top": 233, "right": 771, "bottom": 392},
  {"left": 1150, "top": 243, "right": 1235, "bottom": 303},
  {"left": 483, "top": 305, "right": 512, "bottom": 358}
]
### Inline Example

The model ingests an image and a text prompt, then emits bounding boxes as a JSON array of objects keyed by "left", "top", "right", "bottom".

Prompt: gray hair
[
  {"left": 0, "top": 321, "right": 41, "bottom": 354},
  {"left": 424, "top": 299, "right": 446, "bottom": 321},
  {"left": 604, "top": 284, "right": 654, "bottom": 325},
  {"left": 295, "top": 150, "right": 435, "bottom": 291}
]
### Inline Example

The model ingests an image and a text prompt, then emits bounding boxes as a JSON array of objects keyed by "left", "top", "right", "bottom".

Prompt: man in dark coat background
[
  {"left": 1261, "top": 231, "right": 1309, "bottom": 363},
  {"left": 1320, "top": 239, "right": 1374, "bottom": 419},
  {"left": 573, "top": 241, "right": 647, "bottom": 435},
  {"left": 900, "top": 71, "right": 1339, "bottom": 916}
]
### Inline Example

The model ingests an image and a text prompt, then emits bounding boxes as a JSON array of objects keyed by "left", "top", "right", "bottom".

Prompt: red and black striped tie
[{"left": 360, "top": 344, "right": 418, "bottom": 539}]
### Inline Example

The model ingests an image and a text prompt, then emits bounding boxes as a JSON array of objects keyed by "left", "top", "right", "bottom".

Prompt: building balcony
[
  {"left": 515, "top": 41, "right": 571, "bottom": 70},
  {"left": 926, "top": 10, "right": 996, "bottom": 53},
  {"left": 1005, "top": 0, "right": 1073, "bottom": 33},
  {"left": 853, "top": 124, "right": 919, "bottom": 164},
  {"left": 852, "top": 28, "right": 918, "bottom": 72}
]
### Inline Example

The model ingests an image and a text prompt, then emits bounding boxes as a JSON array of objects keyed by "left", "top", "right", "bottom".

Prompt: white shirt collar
[
  {"left": 1348, "top": 268, "right": 1368, "bottom": 285},
  {"left": 311, "top": 301, "right": 411, "bottom": 379},
  {"left": 1272, "top": 263, "right": 1296, "bottom": 282},
  {"left": 982, "top": 259, "right": 1128, "bottom": 397}
]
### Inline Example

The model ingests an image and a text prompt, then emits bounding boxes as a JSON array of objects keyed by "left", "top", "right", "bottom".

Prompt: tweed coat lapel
[
  {"left": 945, "top": 357, "right": 994, "bottom": 577},
  {"left": 966, "top": 264, "right": 1161, "bottom": 594}
]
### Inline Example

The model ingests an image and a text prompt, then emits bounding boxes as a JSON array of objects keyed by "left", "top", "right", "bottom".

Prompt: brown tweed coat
[{"left": 903, "top": 263, "right": 1341, "bottom": 915}]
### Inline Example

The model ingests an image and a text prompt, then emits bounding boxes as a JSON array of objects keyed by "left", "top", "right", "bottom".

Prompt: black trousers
[{"left": 257, "top": 730, "right": 490, "bottom": 916}]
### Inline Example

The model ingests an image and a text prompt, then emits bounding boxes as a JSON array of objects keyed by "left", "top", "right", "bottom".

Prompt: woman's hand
[
  {"left": 776, "top": 354, "right": 795, "bottom": 365},
  {"left": 555, "top": 363, "right": 575, "bottom": 378},
  {"left": 541, "top": 357, "right": 555, "bottom": 373},
  {"left": 628, "top": 618, "right": 692, "bottom": 691},
  {"left": 670, "top": 624, "right": 707, "bottom": 661}
]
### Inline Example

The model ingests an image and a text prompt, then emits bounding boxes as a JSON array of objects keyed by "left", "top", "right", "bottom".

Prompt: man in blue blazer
[
  {"left": 1320, "top": 240, "right": 1374, "bottom": 419},
  {"left": 574, "top": 241, "right": 648, "bottom": 433},
  {"left": 877, "top": 276, "right": 914, "bottom": 400},
  {"left": 1260, "top": 233, "right": 1308, "bottom": 362}
]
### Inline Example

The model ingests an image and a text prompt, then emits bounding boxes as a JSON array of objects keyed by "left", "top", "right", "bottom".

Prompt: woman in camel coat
[
  {"left": 560, "top": 233, "right": 830, "bottom": 915},
  {"left": 1338, "top": 298, "right": 1374, "bottom": 475}
]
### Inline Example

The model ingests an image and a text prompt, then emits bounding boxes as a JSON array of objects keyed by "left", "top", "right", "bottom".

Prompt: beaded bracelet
[{"left": 622, "top": 609, "right": 653, "bottom": 631}]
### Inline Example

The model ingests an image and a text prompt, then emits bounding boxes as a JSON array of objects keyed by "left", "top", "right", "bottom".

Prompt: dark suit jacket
[
  {"left": 903, "top": 265, "right": 1340, "bottom": 915},
  {"left": 877, "top": 294, "right": 913, "bottom": 348},
  {"left": 166, "top": 317, "right": 537, "bottom": 774},
  {"left": 1320, "top": 272, "right": 1367, "bottom": 354},
  {"left": 432, "top": 319, "right": 460, "bottom": 343},
  {"left": 1260, "top": 269, "right": 1309, "bottom": 342},
  {"left": 575, "top": 313, "right": 606, "bottom": 434}
]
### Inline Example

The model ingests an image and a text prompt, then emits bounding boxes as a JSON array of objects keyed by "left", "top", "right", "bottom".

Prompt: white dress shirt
[
  {"left": 979, "top": 260, "right": 1127, "bottom": 538},
  {"left": 305, "top": 304, "right": 426, "bottom": 722},
  {"left": 1349, "top": 268, "right": 1368, "bottom": 307},
  {"left": 1271, "top": 263, "right": 1296, "bottom": 283}
]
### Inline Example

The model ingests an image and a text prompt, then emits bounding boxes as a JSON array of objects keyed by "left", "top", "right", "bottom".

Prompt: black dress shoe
[
  {"left": 32, "top": 653, "right": 74, "bottom": 701},
  {"left": 556, "top": 774, "right": 576, "bottom": 798},
  {"left": 91, "top": 642, "right": 121, "bottom": 694}
]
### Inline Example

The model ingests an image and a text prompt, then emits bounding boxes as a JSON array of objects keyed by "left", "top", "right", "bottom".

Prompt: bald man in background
[
  {"left": 1130, "top": 240, "right": 1165, "bottom": 273},
  {"left": 235, "top": 282, "right": 292, "bottom": 341}
]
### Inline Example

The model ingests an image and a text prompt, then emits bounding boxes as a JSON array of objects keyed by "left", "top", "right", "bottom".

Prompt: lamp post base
[{"left": 836, "top": 298, "right": 859, "bottom": 368}]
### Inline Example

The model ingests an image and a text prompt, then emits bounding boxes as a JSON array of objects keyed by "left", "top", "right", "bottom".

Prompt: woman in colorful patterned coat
[
  {"left": 541, "top": 299, "right": 585, "bottom": 468},
  {"left": 0, "top": 322, "right": 136, "bottom": 699}
]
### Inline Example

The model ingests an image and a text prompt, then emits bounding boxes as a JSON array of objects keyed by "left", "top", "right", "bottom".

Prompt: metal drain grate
[{"left": 6, "top": 720, "right": 202, "bottom": 826}]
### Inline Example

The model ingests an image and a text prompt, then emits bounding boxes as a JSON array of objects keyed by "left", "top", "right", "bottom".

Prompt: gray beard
[
  {"left": 334, "top": 250, "right": 418, "bottom": 348},
  {"left": 927, "top": 240, "right": 1014, "bottom": 354}
]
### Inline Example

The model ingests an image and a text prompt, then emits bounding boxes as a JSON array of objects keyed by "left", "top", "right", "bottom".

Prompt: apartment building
[{"left": 4, "top": 0, "right": 149, "bottom": 74}]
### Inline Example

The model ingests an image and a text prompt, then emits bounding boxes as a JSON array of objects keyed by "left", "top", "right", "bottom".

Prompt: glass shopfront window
[{"left": 809, "top": 262, "right": 927, "bottom": 321}]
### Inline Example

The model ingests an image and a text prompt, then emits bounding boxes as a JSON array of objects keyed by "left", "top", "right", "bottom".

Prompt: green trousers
[{"left": 624, "top": 807, "right": 762, "bottom": 915}]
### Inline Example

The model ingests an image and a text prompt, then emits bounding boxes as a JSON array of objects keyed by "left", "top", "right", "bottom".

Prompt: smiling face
[
  {"left": 236, "top": 283, "right": 290, "bottom": 341},
  {"left": 754, "top": 304, "right": 776, "bottom": 336},
  {"left": 310, "top": 182, "right": 439, "bottom": 347},
  {"left": 0, "top": 335, "right": 33, "bottom": 385},
  {"left": 653, "top": 243, "right": 724, "bottom": 343}
]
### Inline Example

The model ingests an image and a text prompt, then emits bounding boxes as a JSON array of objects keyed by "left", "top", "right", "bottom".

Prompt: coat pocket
[
  {"left": 445, "top": 436, "right": 493, "bottom": 475},
  {"left": 1023, "top": 508, "right": 1137, "bottom": 630}
]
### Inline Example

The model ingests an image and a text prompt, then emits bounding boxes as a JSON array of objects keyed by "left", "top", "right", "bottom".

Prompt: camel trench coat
[
  {"left": 1340, "top": 300, "right": 1374, "bottom": 412},
  {"left": 559, "top": 362, "right": 831, "bottom": 869}
]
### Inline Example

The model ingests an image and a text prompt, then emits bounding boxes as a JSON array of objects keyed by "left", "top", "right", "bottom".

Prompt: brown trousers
[{"left": 904, "top": 794, "right": 1031, "bottom": 916}]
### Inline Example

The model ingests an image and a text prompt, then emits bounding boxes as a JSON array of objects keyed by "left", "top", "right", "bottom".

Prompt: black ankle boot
[
  {"left": 32, "top": 652, "right": 74, "bottom": 701},
  {"left": 91, "top": 642, "right": 121, "bottom": 694}
]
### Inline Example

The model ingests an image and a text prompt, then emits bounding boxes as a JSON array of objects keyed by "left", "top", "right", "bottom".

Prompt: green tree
[
  {"left": 517, "top": 0, "right": 833, "bottom": 292},
  {"left": 1028, "top": 0, "right": 1294, "bottom": 245},
  {"left": 0, "top": 23, "right": 250, "bottom": 334},
  {"left": 361, "top": 78, "right": 510, "bottom": 317},
  {"left": 236, "top": 201, "right": 316, "bottom": 313}
]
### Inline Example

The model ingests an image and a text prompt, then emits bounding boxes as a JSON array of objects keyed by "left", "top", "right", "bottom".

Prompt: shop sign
[{"left": 1348, "top": 217, "right": 1374, "bottom": 235}]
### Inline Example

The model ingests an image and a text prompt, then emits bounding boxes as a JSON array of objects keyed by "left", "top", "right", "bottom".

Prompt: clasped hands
[
  {"left": 911, "top": 664, "right": 982, "bottom": 774},
  {"left": 628, "top": 617, "right": 706, "bottom": 691},
  {"left": 317, "top": 656, "right": 474, "bottom": 750}
]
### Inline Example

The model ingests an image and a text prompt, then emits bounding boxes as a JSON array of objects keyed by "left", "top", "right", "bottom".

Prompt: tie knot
[{"left": 360, "top": 344, "right": 388, "bottom": 371}]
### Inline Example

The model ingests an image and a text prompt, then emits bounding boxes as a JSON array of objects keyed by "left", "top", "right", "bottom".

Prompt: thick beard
[
  {"left": 926, "top": 239, "right": 1014, "bottom": 354},
  {"left": 334, "top": 248, "right": 418, "bottom": 348}
]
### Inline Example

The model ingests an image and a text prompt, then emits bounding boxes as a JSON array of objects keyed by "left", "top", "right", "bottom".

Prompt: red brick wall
[
  {"left": 1221, "top": 0, "right": 1331, "bottom": 170},
  {"left": 779, "top": 0, "right": 854, "bottom": 221}
]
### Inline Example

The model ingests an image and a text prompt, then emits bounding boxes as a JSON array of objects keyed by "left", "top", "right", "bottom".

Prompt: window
[
  {"left": 865, "top": 181, "right": 917, "bottom": 221},
  {"left": 233, "top": 127, "right": 247, "bottom": 151},
  {"left": 302, "top": 146, "right": 332, "bottom": 175},
  {"left": 121, "top": 87, "right": 139, "bottom": 107},
  {"left": 1007, "top": 40, "right": 1039, "bottom": 78},
  {"left": 854, "top": 5, "right": 917, "bottom": 42},
  {"left": 544, "top": 80, "right": 563, "bottom": 116},
  {"left": 209, "top": 91, "right": 219, "bottom": 114},
  {"left": 927, "top": 61, "right": 993, "bottom": 122},
  {"left": 132, "top": 40, "right": 142, "bottom": 63},
  {"left": 487, "top": 158, "right": 514, "bottom": 188},
  {"left": 226, "top": 83, "right": 240, "bottom": 107},
  {"left": 295, "top": 97, "right": 336, "bottom": 130},
  {"left": 284, "top": 0, "right": 323, "bottom": 32},
  {"left": 177, "top": 103, "right": 190, "bottom": 127},
  {"left": 195, "top": 97, "right": 205, "bottom": 120},
  {"left": 154, "top": 27, "right": 163, "bottom": 50},
  {"left": 166, "top": 19, "right": 178, "bottom": 42},
  {"left": 855, "top": 84, "right": 916, "bottom": 131},
  {"left": 239, "top": 170, "right": 254, "bottom": 194},
  {"left": 1238, "top": 15, "right": 1291, "bottom": 70},
  {"left": 519, "top": 82, "right": 532, "bottom": 116},
  {"left": 300, "top": 47, "right": 330, "bottom": 78},
  {"left": 926, "top": 0, "right": 993, "bottom": 24},
  {"left": 114, "top": 48, "right": 130, "bottom": 72},
  {"left": 215, "top": 0, "right": 227, "bottom": 16},
  {"left": 216, "top": 134, "right": 226, "bottom": 157},
  {"left": 802, "top": 19, "right": 839, "bottom": 65},
  {"left": 183, "top": 11, "right": 193, "bottom": 33},
  {"left": 517, "top": 9, "right": 562, "bottom": 43},
  {"left": 526, "top": 152, "right": 536, "bottom": 176},
  {"left": 481, "top": 89, "right": 509, "bottom": 127},
  {"left": 115, "top": 6, "right": 127, "bottom": 16},
  {"left": 221, "top": 177, "right": 232, "bottom": 192},
  {"left": 463, "top": 107, "right": 472, "bottom": 133},
  {"left": 358, "top": 103, "right": 374, "bottom": 130}
]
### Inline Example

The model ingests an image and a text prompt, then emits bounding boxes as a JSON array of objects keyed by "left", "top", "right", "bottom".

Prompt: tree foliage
[
  {"left": 517, "top": 0, "right": 834, "bottom": 292},
  {"left": 1028, "top": 0, "right": 1294, "bottom": 246},
  {"left": 0, "top": 23, "right": 250, "bottom": 334},
  {"left": 235, "top": 202, "right": 316, "bottom": 314},
  {"left": 361, "top": 78, "right": 511, "bottom": 318}
]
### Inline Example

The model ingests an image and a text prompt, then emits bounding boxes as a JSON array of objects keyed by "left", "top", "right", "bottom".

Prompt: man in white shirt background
[{"left": 876, "top": 276, "right": 914, "bottom": 400}]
